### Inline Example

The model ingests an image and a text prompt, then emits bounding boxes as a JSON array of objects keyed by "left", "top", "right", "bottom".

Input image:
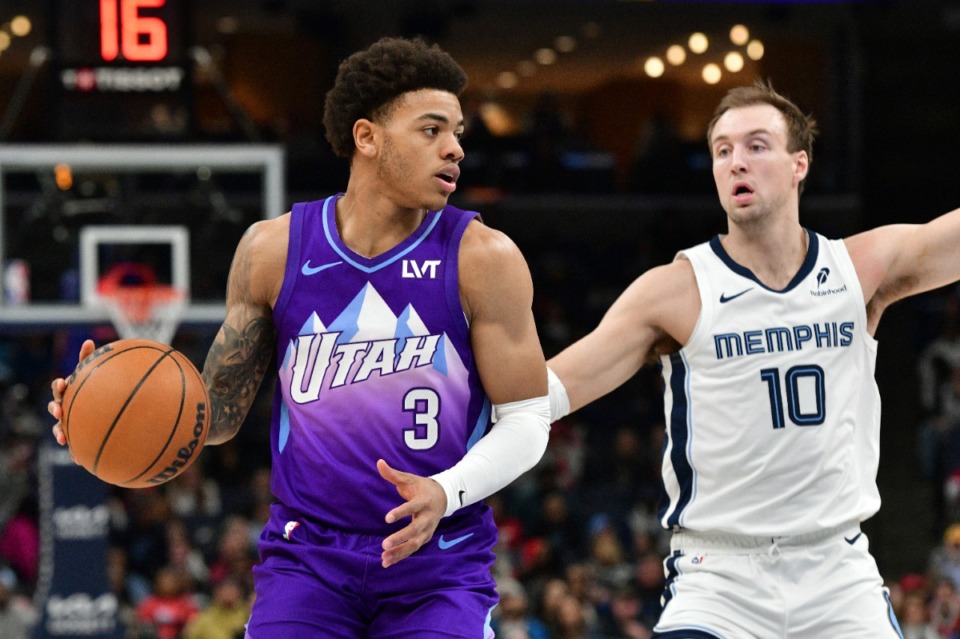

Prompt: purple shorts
[{"left": 245, "top": 503, "right": 499, "bottom": 638}]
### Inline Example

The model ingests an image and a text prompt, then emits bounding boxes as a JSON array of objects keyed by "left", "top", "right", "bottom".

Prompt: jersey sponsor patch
[{"left": 401, "top": 259, "right": 442, "bottom": 279}]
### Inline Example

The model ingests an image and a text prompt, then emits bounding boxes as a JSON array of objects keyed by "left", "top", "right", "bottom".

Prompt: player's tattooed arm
[
  {"left": 202, "top": 316, "right": 275, "bottom": 444},
  {"left": 202, "top": 218, "right": 282, "bottom": 444}
]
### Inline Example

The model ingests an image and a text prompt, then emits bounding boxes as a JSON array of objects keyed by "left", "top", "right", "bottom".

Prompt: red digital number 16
[{"left": 100, "top": 0, "right": 168, "bottom": 62}]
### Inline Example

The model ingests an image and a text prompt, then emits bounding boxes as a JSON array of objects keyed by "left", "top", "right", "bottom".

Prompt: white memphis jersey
[{"left": 659, "top": 230, "right": 881, "bottom": 536}]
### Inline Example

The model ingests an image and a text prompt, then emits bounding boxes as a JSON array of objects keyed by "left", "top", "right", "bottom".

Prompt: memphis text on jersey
[{"left": 713, "top": 321, "right": 855, "bottom": 361}]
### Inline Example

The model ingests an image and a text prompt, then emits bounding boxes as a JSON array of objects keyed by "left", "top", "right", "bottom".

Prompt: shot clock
[
  {"left": 97, "top": 0, "right": 171, "bottom": 62},
  {"left": 53, "top": 0, "right": 192, "bottom": 140}
]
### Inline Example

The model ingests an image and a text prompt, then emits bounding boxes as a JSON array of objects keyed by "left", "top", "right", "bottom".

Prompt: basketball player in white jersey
[{"left": 547, "top": 81, "right": 960, "bottom": 638}]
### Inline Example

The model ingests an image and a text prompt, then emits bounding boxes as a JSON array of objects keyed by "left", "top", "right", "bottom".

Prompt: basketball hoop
[
  {"left": 96, "top": 261, "right": 186, "bottom": 344},
  {"left": 100, "top": 285, "right": 185, "bottom": 345}
]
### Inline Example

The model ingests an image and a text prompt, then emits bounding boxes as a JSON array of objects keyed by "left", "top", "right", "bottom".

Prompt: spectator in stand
[
  {"left": 632, "top": 551, "right": 666, "bottom": 629},
  {"left": 245, "top": 467, "right": 273, "bottom": 542},
  {"left": 122, "top": 489, "right": 174, "bottom": 585},
  {"left": 207, "top": 516, "right": 257, "bottom": 593},
  {"left": 886, "top": 577, "right": 907, "bottom": 621},
  {"left": 490, "top": 577, "right": 551, "bottom": 639},
  {"left": 929, "top": 524, "right": 960, "bottom": 590},
  {"left": 518, "top": 536, "right": 564, "bottom": 611},
  {"left": 594, "top": 585, "right": 652, "bottom": 639},
  {"left": 487, "top": 493, "right": 525, "bottom": 580},
  {"left": 106, "top": 545, "right": 150, "bottom": 630},
  {"left": 563, "top": 563, "right": 600, "bottom": 633},
  {"left": 539, "top": 576, "right": 572, "bottom": 631},
  {"left": 166, "top": 463, "right": 222, "bottom": 523},
  {"left": 927, "top": 577, "right": 960, "bottom": 639},
  {"left": 490, "top": 493, "right": 525, "bottom": 554},
  {"left": 0, "top": 422, "right": 38, "bottom": 586},
  {"left": 627, "top": 496, "right": 669, "bottom": 559},
  {"left": 0, "top": 565, "right": 34, "bottom": 639},
  {"left": 539, "top": 419, "right": 587, "bottom": 492},
  {"left": 0, "top": 512, "right": 37, "bottom": 588},
  {"left": 586, "top": 521, "right": 633, "bottom": 596},
  {"left": 900, "top": 591, "right": 940, "bottom": 639},
  {"left": 531, "top": 490, "right": 587, "bottom": 567},
  {"left": 202, "top": 440, "right": 253, "bottom": 517},
  {"left": 182, "top": 576, "right": 251, "bottom": 639},
  {"left": 165, "top": 463, "right": 223, "bottom": 556},
  {"left": 135, "top": 566, "right": 199, "bottom": 639},
  {"left": 164, "top": 519, "right": 210, "bottom": 594},
  {"left": 549, "top": 592, "right": 591, "bottom": 639}
]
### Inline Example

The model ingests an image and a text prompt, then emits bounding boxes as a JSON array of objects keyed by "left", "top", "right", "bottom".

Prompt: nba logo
[{"left": 283, "top": 521, "right": 300, "bottom": 540}]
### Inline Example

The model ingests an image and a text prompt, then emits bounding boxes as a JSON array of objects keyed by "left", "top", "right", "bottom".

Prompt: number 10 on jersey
[{"left": 760, "top": 365, "right": 826, "bottom": 429}]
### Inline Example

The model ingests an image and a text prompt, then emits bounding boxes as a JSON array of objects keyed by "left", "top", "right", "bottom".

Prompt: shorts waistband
[{"left": 669, "top": 521, "right": 860, "bottom": 552}]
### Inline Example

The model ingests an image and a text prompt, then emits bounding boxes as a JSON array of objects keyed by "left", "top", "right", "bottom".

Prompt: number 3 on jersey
[
  {"left": 403, "top": 388, "right": 440, "bottom": 449},
  {"left": 760, "top": 365, "right": 825, "bottom": 429}
]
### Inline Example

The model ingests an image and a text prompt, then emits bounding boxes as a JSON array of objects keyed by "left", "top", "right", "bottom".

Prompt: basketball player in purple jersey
[{"left": 49, "top": 37, "right": 550, "bottom": 637}]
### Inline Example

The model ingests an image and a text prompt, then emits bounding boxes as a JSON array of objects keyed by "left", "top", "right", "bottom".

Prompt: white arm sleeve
[
  {"left": 430, "top": 395, "right": 550, "bottom": 518},
  {"left": 547, "top": 366, "right": 570, "bottom": 423}
]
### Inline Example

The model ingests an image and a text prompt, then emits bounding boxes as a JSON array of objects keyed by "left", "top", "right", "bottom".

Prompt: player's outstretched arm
[
  {"left": 48, "top": 339, "right": 97, "bottom": 445},
  {"left": 379, "top": 222, "right": 549, "bottom": 567},
  {"left": 202, "top": 218, "right": 286, "bottom": 445},
  {"left": 847, "top": 206, "right": 960, "bottom": 327},
  {"left": 548, "top": 259, "right": 698, "bottom": 419}
]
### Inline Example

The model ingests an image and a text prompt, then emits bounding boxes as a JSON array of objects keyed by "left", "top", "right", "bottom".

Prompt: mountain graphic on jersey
[{"left": 276, "top": 282, "right": 469, "bottom": 452}]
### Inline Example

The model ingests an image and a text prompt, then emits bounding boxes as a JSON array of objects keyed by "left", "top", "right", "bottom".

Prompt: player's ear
[
  {"left": 354, "top": 119, "right": 379, "bottom": 159},
  {"left": 793, "top": 150, "right": 809, "bottom": 185}
]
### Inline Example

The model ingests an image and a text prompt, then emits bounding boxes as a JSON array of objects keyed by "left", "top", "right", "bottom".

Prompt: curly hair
[
  {"left": 706, "top": 80, "right": 819, "bottom": 193},
  {"left": 322, "top": 37, "right": 468, "bottom": 158}
]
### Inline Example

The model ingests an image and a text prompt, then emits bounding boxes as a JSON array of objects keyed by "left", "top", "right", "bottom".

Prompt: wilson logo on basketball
[
  {"left": 67, "top": 343, "right": 115, "bottom": 384},
  {"left": 146, "top": 401, "right": 207, "bottom": 484}
]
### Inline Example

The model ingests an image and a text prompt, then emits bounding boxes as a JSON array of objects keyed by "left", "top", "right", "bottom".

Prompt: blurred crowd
[{"left": 1, "top": 236, "right": 960, "bottom": 639}]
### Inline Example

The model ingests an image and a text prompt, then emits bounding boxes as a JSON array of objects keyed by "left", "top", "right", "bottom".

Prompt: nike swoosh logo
[
  {"left": 301, "top": 260, "right": 343, "bottom": 276},
  {"left": 719, "top": 287, "right": 754, "bottom": 304},
  {"left": 844, "top": 532, "right": 863, "bottom": 545},
  {"left": 458, "top": 490, "right": 466, "bottom": 506},
  {"left": 438, "top": 532, "right": 474, "bottom": 550}
]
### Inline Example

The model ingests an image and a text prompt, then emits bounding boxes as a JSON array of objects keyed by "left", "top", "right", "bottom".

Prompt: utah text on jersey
[{"left": 282, "top": 283, "right": 447, "bottom": 403}]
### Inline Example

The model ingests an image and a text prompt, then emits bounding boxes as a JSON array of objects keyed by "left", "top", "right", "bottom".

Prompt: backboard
[{"left": 0, "top": 144, "right": 284, "bottom": 331}]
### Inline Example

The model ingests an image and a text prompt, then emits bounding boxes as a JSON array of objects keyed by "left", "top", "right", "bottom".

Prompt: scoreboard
[{"left": 53, "top": 0, "right": 191, "bottom": 140}]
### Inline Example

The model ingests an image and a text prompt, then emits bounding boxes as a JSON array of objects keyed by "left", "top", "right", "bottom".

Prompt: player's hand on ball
[
  {"left": 377, "top": 458, "right": 447, "bottom": 568},
  {"left": 55, "top": 338, "right": 209, "bottom": 488},
  {"left": 48, "top": 339, "right": 96, "bottom": 447}
]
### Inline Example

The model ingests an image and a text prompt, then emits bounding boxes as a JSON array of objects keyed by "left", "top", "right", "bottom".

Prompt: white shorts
[{"left": 652, "top": 522, "right": 903, "bottom": 639}]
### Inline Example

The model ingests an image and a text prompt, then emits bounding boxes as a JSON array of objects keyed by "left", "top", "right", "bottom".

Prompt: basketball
[{"left": 60, "top": 338, "right": 210, "bottom": 489}]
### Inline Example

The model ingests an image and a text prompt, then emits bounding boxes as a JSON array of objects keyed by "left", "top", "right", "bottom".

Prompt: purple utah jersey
[{"left": 270, "top": 194, "right": 493, "bottom": 535}]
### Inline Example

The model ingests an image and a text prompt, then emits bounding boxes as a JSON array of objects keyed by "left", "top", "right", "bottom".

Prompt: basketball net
[{"left": 101, "top": 285, "right": 185, "bottom": 345}]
